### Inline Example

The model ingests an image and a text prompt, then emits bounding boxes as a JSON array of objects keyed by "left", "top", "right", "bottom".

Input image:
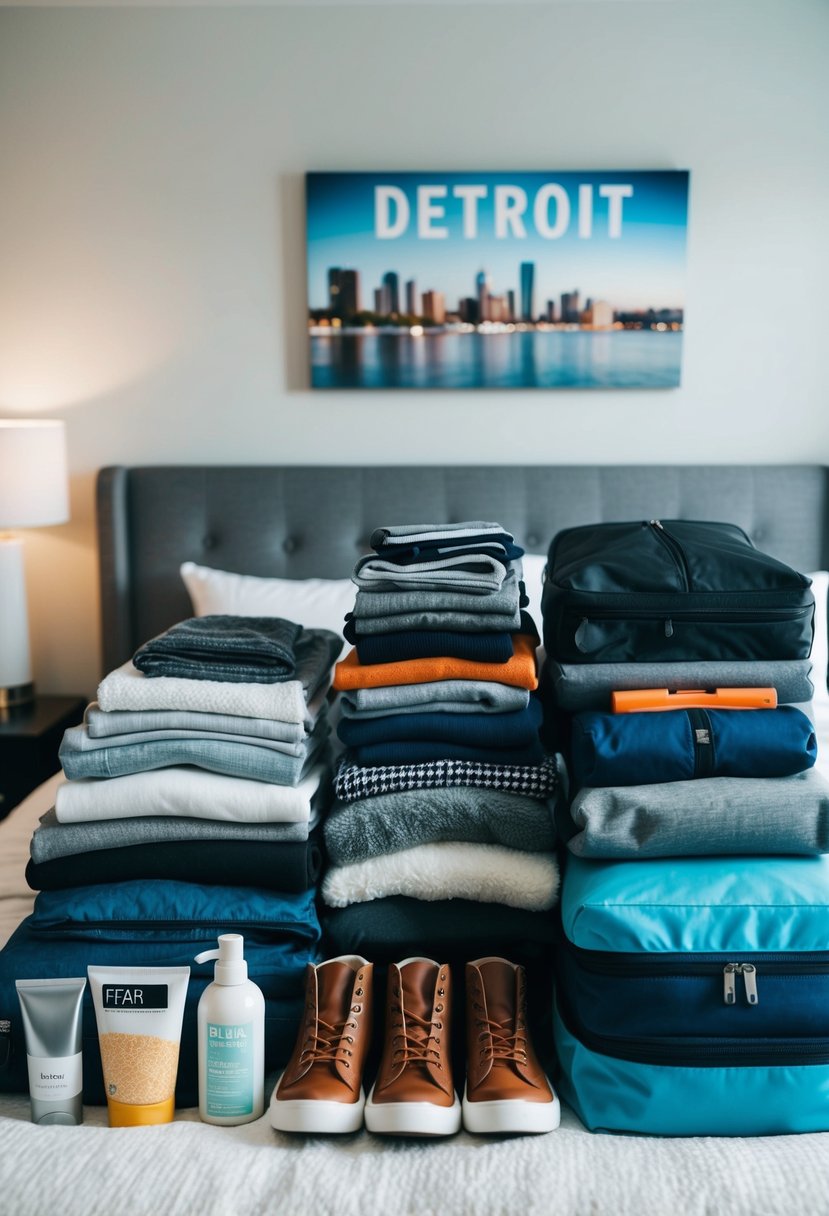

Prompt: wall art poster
[{"left": 306, "top": 170, "right": 689, "bottom": 389}]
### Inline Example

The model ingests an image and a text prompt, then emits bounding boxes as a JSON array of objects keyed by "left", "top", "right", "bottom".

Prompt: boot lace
[
  {"left": 476, "top": 1015, "right": 529, "bottom": 1065},
  {"left": 391, "top": 1003, "right": 444, "bottom": 1070},
  {"left": 300, "top": 1016, "right": 356, "bottom": 1067}
]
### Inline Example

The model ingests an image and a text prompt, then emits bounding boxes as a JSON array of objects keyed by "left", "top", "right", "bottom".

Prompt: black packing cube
[{"left": 541, "top": 518, "right": 814, "bottom": 664}]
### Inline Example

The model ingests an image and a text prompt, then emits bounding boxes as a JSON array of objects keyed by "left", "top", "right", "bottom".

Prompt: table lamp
[{"left": 0, "top": 420, "right": 69, "bottom": 710}]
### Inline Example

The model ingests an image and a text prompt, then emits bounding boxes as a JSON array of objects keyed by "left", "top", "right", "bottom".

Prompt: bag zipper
[
  {"left": 564, "top": 943, "right": 829, "bottom": 1008},
  {"left": 649, "top": 520, "right": 691, "bottom": 591},
  {"left": 31, "top": 917, "right": 318, "bottom": 941},
  {"left": 572, "top": 603, "right": 812, "bottom": 649}
]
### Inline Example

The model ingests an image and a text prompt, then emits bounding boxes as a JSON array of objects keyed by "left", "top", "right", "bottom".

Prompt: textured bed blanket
[{"left": 2, "top": 778, "right": 829, "bottom": 1216}]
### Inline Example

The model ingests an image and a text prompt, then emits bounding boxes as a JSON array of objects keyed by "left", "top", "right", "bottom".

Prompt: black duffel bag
[{"left": 541, "top": 518, "right": 814, "bottom": 664}]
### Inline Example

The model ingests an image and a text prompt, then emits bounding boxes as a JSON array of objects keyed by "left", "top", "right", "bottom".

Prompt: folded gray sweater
[
  {"left": 352, "top": 568, "right": 522, "bottom": 620},
  {"left": 339, "top": 679, "right": 530, "bottom": 719},
  {"left": 562, "top": 769, "right": 829, "bottom": 859},
  {"left": 324, "top": 784, "right": 556, "bottom": 864},
  {"left": 31, "top": 805, "right": 319, "bottom": 863}
]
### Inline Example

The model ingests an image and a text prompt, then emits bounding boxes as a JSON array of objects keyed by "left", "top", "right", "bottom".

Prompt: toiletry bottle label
[
  {"left": 26, "top": 1052, "right": 82, "bottom": 1101},
  {"left": 205, "top": 1022, "right": 253, "bottom": 1118}
]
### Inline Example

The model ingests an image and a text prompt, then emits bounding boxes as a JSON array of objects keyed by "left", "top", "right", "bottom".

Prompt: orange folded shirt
[{"left": 333, "top": 633, "right": 539, "bottom": 692}]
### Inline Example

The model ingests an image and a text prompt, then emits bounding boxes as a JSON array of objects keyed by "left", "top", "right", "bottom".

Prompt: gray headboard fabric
[{"left": 96, "top": 464, "right": 829, "bottom": 678}]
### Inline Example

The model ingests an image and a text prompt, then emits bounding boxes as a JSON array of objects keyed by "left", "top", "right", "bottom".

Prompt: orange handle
[{"left": 611, "top": 687, "right": 778, "bottom": 713}]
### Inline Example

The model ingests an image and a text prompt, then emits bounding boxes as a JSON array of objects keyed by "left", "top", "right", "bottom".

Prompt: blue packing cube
[
  {"left": 0, "top": 879, "right": 321, "bottom": 1108},
  {"left": 555, "top": 854, "right": 829, "bottom": 1135},
  {"left": 570, "top": 705, "right": 817, "bottom": 789}
]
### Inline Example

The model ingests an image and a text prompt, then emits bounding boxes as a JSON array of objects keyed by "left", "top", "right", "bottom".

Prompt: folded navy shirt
[
  {"left": 338, "top": 696, "right": 543, "bottom": 749},
  {"left": 344, "top": 610, "right": 538, "bottom": 666},
  {"left": 350, "top": 738, "right": 546, "bottom": 768},
  {"left": 571, "top": 705, "right": 817, "bottom": 789}
]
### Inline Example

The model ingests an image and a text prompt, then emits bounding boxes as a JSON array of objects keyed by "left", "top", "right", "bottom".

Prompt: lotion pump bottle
[{"left": 194, "top": 934, "right": 265, "bottom": 1125}]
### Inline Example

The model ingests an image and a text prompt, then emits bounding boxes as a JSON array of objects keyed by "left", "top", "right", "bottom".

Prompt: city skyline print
[{"left": 306, "top": 170, "right": 689, "bottom": 390}]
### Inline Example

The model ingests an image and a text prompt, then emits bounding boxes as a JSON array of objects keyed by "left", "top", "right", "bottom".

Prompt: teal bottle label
[{"left": 205, "top": 1022, "right": 253, "bottom": 1117}]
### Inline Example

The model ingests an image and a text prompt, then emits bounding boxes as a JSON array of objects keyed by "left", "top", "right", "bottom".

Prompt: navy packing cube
[
  {"left": 570, "top": 705, "right": 817, "bottom": 788},
  {"left": 542, "top": 519, "right": 814, "bottom": 664},
  {"left": 555, "top": 855, "right": 829, "bottom": 1135},
  {"left": 0, "top": 880, "right": 320, "bottom": 1108}
]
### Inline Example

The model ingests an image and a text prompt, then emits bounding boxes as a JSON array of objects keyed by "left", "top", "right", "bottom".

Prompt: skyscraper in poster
[{"left": 520, "top": 261, "right": 535, "bottom": 322}]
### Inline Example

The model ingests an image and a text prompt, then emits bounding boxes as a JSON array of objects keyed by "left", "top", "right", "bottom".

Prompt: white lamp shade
[{"left": 0, "top": 420, "right": 69, "bottom": 528}]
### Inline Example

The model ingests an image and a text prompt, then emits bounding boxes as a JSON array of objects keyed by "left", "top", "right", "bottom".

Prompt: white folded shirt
[
  {"left": 97, "top": 660, "right": 315, "bottom": 724},
  {"left": 321, "top": 841, "right": 559, "bottom": 912},
  {"left": 55, "top": 764, "right": 325, "bottom": 825}
]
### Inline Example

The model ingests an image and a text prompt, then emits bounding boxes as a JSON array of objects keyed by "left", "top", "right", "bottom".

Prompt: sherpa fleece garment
[
  {"left": 334, "top": 755, "right": 560, "bottom": 803},
  {"left": 339, "top": 679, "right": 530, "bottom": 718},
  {"left": 324, "top": 784, "right": 556, "bottom": 864},
  {"left": 562, "top": 769, "right": 829, "bottom": 859},
  {"left": 544, "top": 658, "right": 815, "bottom": 713},
  {"left": 322, "top": 841, "right": 560, "bottom": 911},
  {"left": 55, "top": 764, "right": 326, "bottom": 825},
  {"left": 30, "top": 805, "right": 321, "bottom": 863},
  {"left": 333, "top": 633, "right": 538, "bottom": 691}
]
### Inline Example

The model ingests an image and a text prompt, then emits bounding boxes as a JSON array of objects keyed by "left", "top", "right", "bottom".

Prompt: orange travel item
[
  {"left": 333, "top": 633, "right": 539, "bottom": 692},
  {"left": 611, "top": 687, "right": 778, "bottom": 713}
]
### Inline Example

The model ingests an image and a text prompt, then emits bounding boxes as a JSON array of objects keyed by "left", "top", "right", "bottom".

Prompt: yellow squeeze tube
[{"left": 87, "top": 965, "right": 190, "bottom": 1127}]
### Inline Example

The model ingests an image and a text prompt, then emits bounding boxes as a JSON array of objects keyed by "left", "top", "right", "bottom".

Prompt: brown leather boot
[
  {"left": 270, "top": 955, "right": 372, "bottom": 1133},
  {"left": 463, "top": 957, "right": 560, "bottom": 1134},
  {"left": 364, "top": 957, "right": 461, "bottom": 1137}
]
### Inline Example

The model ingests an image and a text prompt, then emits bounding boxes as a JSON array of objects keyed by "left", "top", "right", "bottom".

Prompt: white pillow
[
  {"left": 180, "top": 561, "right": 355, "bottom": 638},
  {"left": 521, "top": 554, "right": 547, "bottom": 634},
  {"left": 808, "top": 571, "right": 829, "bottom": 704}
]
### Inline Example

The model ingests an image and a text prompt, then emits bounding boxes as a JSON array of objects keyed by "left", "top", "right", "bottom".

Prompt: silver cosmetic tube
[{"left": 15, "top": 978, "right": 86, "bottom": 1125}]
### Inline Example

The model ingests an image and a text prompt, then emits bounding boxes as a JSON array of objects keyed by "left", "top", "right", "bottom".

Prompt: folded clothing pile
[
  {"left": 31, "top": 615, "right": 343, "bottom": 891},
  {"left": 323, "top": 521, "right": 561, "bottom": 966},
  {"left": 1, "top": 615, "right": 343, "bottom": 1109}
]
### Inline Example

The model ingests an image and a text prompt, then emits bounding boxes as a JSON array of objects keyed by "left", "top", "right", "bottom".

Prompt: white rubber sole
[
  {"left": 462, "top": 1079, "right": 561, "bottom": 1135},
  {"left": 364, "top": 1083, "right": 462, "bottom": 1137},
  {"left": 269, "top": 1076, "right": 365, "bottom": 1134}
]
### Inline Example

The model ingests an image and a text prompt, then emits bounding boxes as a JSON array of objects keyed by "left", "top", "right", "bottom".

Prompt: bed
[{"left": 2, "top": 463, "right": 829, "bottom": 1216}]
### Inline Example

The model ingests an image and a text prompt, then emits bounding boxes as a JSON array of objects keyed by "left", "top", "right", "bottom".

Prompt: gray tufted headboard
[{"left": 96, "top": 464, "right": 829, "bottom": 677}]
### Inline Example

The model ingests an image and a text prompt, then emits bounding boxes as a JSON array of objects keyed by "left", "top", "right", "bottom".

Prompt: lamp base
[{"left": 0, "top": 681, "right": 35, "bottom": 712}]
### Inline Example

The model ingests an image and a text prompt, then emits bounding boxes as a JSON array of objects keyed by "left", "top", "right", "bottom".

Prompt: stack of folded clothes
[
  {"left": 321, "top": 521, "right": 562, "bottom": 969},
  {"left": 1, "top": 615, "right": 344, "bottom": 1108}
]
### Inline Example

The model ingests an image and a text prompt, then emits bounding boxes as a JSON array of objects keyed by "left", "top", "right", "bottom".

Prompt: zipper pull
[
  {"left": 650, "top": 519, "right": 664, "bottom": 530},
  {"left": 723, "top": 964, "right": 737, "bottom": 1005},
  {"left": 742, "top": 964, "right": 759, "bottom": 1006},
  {"left": 664, "top": 618, "right": 674, "bottom": 638}
]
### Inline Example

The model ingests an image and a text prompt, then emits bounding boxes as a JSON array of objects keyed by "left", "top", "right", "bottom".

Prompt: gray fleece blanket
[{"left": 324, "top": 785, "right": 557, "bottom": 864}]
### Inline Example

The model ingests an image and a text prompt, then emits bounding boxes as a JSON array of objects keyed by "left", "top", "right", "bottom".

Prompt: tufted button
[
  {"left": 753, "top": 528, "right": 764, "bottom": 543},
  {"left": 526, "top": 534, "right": 539, "bottom": 548},
  {"left": 202, "top": 533, "right": 217, "bottom": 550},
  {"left": 283, "top": 536, "right": 298, "bottom": 554}
]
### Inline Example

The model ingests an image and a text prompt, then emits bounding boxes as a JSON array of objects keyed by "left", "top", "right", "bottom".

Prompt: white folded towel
[
  {"left": 55, "top": 764, "right": 324, "bottom": 825},
  {"left": 97, "top": 660, "right": 314, "bottom": 724},
  {"left": 322, "top": 841, "right": 559, "bottom": 912}
]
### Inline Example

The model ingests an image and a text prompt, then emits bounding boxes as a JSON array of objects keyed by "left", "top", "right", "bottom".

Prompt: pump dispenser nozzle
[{"left": 195, "top": 934, "right": 248, "bottom": 986}]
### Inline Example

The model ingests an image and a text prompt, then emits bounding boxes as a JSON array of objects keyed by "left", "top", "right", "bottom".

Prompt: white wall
[{"left": 1, "top": 0, "right": 827, "bottom": 697}]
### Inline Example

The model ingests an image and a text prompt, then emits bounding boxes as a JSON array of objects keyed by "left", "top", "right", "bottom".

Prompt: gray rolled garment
[
  {"left": 546, "top": 658, "right": 815, "bottom": 712},
  {"left": 562, "top": 769, "right": 829, "bottom": 858},
  {"left": 325, "top": 784, "right": 557, "bottom": 865}
]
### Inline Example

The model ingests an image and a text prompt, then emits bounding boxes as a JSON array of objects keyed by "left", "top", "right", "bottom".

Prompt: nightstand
[{"left": 0, "top": 695, "right": 86, "bottom": 820}]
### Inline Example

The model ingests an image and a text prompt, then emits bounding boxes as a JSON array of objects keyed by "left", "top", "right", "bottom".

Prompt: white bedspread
[{"left": 3, "top": 775, "right": 829, "bottom": 1216}]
